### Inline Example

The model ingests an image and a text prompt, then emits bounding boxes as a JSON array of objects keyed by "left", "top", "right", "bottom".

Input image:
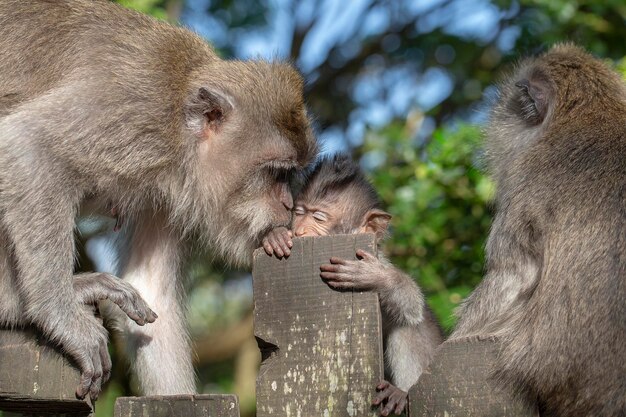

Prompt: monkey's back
[
  {"left": 0, "top": 0, "right": 218, "bottom": 187},
  {"left": 497, "top": 99, "right": 626, "bottom": 417},
  {"left": 0, "top": 0, "right": 213, "bottom": 119}
]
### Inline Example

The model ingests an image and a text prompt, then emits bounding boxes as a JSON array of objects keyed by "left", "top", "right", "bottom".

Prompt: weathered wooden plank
[
  {"left": 114, "top": 394, "right": 240, "bottom": 417},
  {"left": 254, "top": 234, "right": 383, "bottom": 417},
  {"left": 409, "top": 337, "right": 539, "bottom": 417},
  {"left": 0, "top": 328, "right": 92, "bottom": 415}
]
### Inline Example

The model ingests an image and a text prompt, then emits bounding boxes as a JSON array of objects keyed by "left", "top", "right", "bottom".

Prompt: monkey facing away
[
  {"left": 0, "top": 0, "right": 316, "bottom": 400},
  {"left": 450, "top": 44, "right": 626, "bottom": 416},
  {"left": 262, "top": 154, "right": 444, "bottom": 416}
]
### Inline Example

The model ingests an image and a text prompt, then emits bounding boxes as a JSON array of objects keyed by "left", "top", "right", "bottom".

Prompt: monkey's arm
[
  {"left": 73, "top": 273, "right": 158, "bottom": 326},
  {"left": 261, "top": 226, "right": 293, "bottom": 258},
  {"left": 0, "top": 105, "right": 118, "bottom": 400},
  {"left": 320, "top": 249, "right": 425, "bottom": 326},
  {"left": 2, "top": 189, "right": 111, "bottom": 400},
  {"left": 321, "top": 251, "right": 444, "bottom": 415},
  {"left": 451, "top": 214, "right": 539, "bottom": 339}
]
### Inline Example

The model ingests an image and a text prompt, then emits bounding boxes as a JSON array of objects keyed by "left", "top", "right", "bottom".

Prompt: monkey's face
[
  {"left": 180, "top": 61, "right": 318, "bottom": 266},
  {"left": 292, "top": 202, "right": 336, "bottom": 237}
]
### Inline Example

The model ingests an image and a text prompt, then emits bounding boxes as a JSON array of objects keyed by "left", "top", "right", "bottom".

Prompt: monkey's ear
[
  {"left": 361, "top": 209, "right": 392, "bottom": 239},
  {"left": 515, "top": 78, "right": 549, "bottom": 124},
  {"left": 185, "top": 87, "right": 233, "bottom": 135}
]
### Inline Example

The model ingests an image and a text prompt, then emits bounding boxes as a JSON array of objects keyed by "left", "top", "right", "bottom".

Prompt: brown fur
[
  {"left": 452, "top": 44, "right": 626, "bottom": 416},
  {"left": 0, "top": 0, "right": 317, "bottom": 398}
]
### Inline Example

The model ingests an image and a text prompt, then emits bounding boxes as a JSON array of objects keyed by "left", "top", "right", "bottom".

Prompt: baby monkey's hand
[{"left": 262, "top": 227, "right": 293, "bottom": 258}]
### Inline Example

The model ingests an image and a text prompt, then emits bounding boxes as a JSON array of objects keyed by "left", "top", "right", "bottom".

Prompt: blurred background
[{"left": 85, "top": 0, "right": 626, "bottom": 415}]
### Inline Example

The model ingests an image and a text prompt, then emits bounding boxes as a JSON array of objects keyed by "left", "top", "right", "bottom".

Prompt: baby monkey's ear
[{"left": 360, "top": 209, "right": 392, "bottom": 240}]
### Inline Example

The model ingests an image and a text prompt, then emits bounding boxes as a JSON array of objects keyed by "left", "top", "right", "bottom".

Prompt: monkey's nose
[{"left": 295, "top": 227, "right": 319, "bottom": 237}]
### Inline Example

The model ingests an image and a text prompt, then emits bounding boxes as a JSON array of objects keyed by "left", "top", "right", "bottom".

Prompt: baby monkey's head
[{"left": 293, "top": 154, "right": 391, "bottom": 239}]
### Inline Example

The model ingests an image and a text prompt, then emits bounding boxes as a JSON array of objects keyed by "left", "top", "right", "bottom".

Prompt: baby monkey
[{"left": 263, "top": 154, "right": 444, "bottom": 416}]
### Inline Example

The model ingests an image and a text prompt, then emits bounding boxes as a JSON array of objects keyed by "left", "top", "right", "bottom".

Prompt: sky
[{"left": 182, "top": 0, "right": 520, "bottom": 154}]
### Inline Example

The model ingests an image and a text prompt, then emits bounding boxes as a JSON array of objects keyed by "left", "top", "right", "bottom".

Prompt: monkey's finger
[
  {"left": 128, "top": 295, "right": 158, "bottom": 325},
  {"left": 75, "top": 355, "right": 95, "bottom": 400},
  {"left": 393, "top": 397, "right": 407, "bottom": 415},
  {"left": 262, "top": 240, "right": 275, "bottom": 256},
  {"left": 372, "top": 384, "right": 393, "bottom": 406},
  {"left": 88, "top": 348, "right": 103, "bottom": 401},
  {"left": 320, "top": 270, "right": 342, "bottom": 280},
  {"left": 277, "top": 236, "right": 291, "bottom": 256},
  {"left": 356, "top": 249, "right": 375, "bottom": 260},
  {"left": 100, "top": 342, "right": 112, "bottom": 384},
  {"left": 266, "top": 235, "right": 285, "bottom": 258},
  {"left": 146, "top": 308, "right": 158, "bottom": 323},
  {"left": 376, "top": 380, "right": 391, "bottom": 391},
  {"left": 320, "top": 263, "right": 342, "bottom": 273},
  {"left": 278, "top": 230, "right": 293, "bottom": 247},
  {"left": 324, "top": 279, "right": 356, "bottom": 290},
  {"left": 381, "top": 400, "right": 397, "bottom": 416},
  {"left": 329, "top": 256, "right": 348, "bottom": 265},
  {"left": 109, "top": 293, "right": 147, "bottom": 325}
]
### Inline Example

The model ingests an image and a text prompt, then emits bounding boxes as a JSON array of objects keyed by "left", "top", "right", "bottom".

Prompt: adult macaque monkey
[
  {"left": 263, "top": 155, "right": 444, "bottom": 416},
  {"left": 0, "top": 0, "right": 316, "bottom": 401},
  {"left": 451, "top": 44, "right": 626, "bottom": 416}
]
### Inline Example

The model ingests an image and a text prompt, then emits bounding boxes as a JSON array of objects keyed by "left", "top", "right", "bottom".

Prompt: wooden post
[
  {"left": 409, "top": 337, "right": 539, "bottom": 417},
  {"left": 253, "top": 234, "right": 384, "bottom": 417},
  {"left": 114, "top": 394, "right": 240, "bottom": 417},
  {"left": 0, "top": 328, "right": 92, "bottom": 416}
]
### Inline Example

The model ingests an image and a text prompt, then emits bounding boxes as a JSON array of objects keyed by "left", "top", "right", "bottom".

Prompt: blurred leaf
[{"left": 361, "top": 121, "right": 493, "bottom": 332}]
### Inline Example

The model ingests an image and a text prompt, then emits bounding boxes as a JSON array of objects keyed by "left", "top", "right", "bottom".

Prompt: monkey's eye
[
  {"left": 294, "top": 206, "right": 306, "bottom": 216},
  {"left": 268, "top": 166, "right": 297, "bottom": 185},
  {"left": 313, "top": 211, "right": 327, "bottom": 222}
]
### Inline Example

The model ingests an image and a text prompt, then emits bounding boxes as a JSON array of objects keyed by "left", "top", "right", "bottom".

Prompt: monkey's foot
[{"left": 372, "top": 380, "right": 407, "bottom": 416}]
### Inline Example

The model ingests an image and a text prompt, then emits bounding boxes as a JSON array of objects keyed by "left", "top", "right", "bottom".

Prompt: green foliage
[
  {"left": 95, "top": 381, "right": 124, "bottom": 417},
  {"left": 516, "top": 0, "right": 626, "bottom": 58},
  {"left": 362, "top": 122, "right": 494, "bottom": 331},
  {"left": 618, "top": 57, "right": 626, "bottom": 79},
  {"left": 116, "top": 0, "right": 170, "bottom": 20}
]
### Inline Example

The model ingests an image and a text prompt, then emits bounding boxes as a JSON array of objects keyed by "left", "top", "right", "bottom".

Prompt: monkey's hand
[
  {"left": 30, "top": 303, "right": 113, "bottom": 401},
  {"left": 372, "top": 380, "right": 408, "bottom": 416},
  {"left": 73, "top": 273, "right": 158, "bottom": 326},
  {"left": 319, "top": 249, "right": 385, "bottom": 291},
  {"left": 261, "top": 226, "right": 293, "bottom": 258}
]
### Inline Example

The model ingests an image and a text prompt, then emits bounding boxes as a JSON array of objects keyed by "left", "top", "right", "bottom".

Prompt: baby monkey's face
[{"left": 292, "top": 201, "right": 336, "bottom": 237}]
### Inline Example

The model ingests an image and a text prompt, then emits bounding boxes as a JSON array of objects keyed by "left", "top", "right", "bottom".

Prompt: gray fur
[
  {"left": 376, "top": 256, "right": 444, "bottom": 391},
  {"left": 0, "top": 0, "right": 316, "bottom": 399},
  {"left": 452, "top": 44, "right": 626, "bottom": 416}
]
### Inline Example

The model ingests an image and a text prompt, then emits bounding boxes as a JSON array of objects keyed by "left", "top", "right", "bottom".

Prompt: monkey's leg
[
  {"left": 0, "top": 224, "right": 23, "bottom": 328},
  {"left": 119, "top": 212, "right": 196, "bottom": 395},
  {"left": 73, "top": 272, "right": 158, "bottom": 326},
  {"left": 1, "top": 178, "right": 111, "bottom": 400}
]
